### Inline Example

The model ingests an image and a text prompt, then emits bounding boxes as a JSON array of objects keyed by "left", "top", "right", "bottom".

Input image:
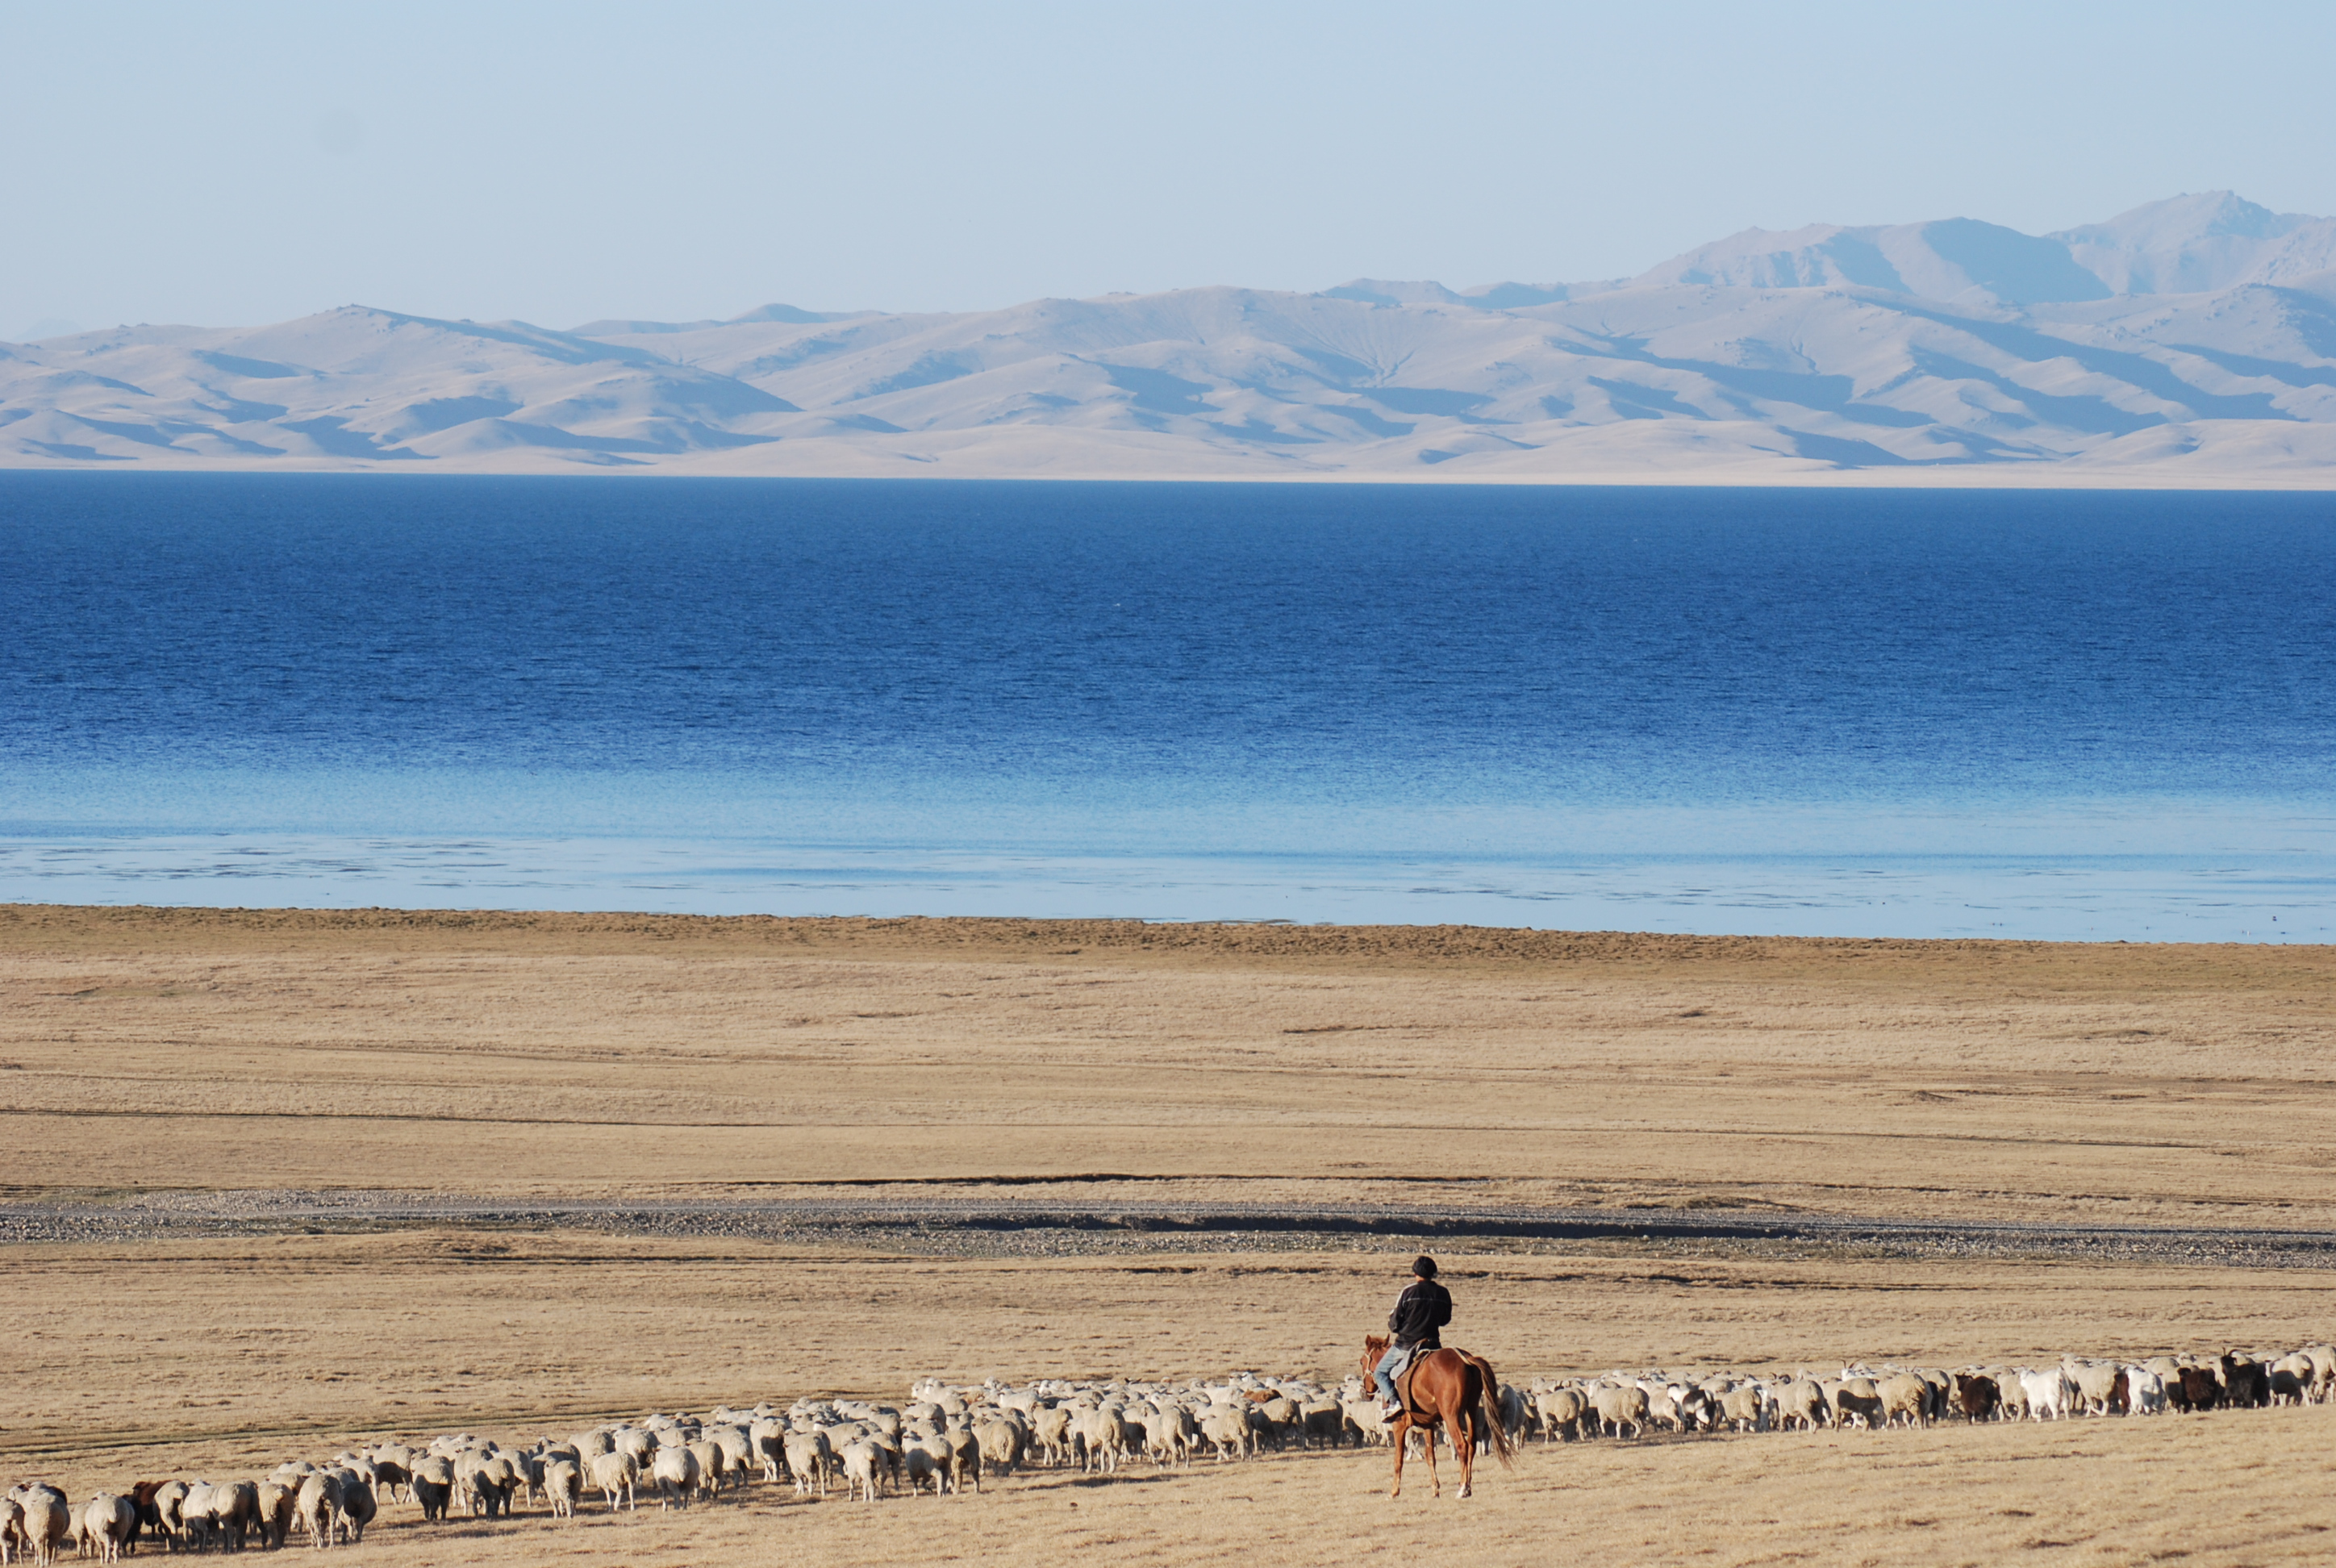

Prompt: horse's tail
[{"left": 1462, "top": 1353, "right": 1516, "bottom": 1470}]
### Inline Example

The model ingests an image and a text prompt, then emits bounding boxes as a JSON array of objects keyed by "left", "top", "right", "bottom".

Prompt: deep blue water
[{"left": 4, "top": 473, "right": 2334, "bottom": 938}]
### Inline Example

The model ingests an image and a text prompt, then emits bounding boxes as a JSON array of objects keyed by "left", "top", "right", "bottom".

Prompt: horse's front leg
[
  {"left": 1421, "top": 1421, "right": 1441, "bottom": 1498},
  {"left": 1389, "top": 1416, "right": 1408, "bottom": 1497}
]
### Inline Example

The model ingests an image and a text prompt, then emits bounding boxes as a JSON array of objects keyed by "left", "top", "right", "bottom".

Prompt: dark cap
[{"left": 1412, "top": 1255, "right": 1438, "bottom": 1278}]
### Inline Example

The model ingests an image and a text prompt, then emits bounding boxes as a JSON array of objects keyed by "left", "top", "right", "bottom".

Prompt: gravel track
[{"left": 4, "top": 1190, "right": 2334, "bottom": 1268}]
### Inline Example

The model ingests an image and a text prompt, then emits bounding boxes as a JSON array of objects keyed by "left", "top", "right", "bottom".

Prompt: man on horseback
[{"left": 1373, "top": 1254, "right": 1452, "bottom": 1420}]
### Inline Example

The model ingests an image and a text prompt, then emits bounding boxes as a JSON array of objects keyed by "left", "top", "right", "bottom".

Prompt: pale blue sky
[{"left": 6, "top": 1, "right": 2334, "bottom": 336}]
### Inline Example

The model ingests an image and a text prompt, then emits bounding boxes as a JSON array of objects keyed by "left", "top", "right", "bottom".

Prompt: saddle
[{"left": 1392, "top": 1346, "right": 1436, "bottom": 1419}]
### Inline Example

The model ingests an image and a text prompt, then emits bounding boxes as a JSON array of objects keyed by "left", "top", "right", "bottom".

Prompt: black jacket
[{"left": 1387, "top": 1278, "right": 1452, "bottom": 1349}]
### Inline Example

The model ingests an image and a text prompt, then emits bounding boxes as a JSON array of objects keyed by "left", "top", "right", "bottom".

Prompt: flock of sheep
[
  {"left": 4, "top": 1344, "right": 2326, "bottom": 1559},
  {"left": 1521, "top": 1343, "right": 2334, "bottom": 1440}
]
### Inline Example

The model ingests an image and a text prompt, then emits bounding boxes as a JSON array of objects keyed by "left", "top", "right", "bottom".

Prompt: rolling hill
[{"left": 7, "top": 193, "right": 2336, "bottom": 485}]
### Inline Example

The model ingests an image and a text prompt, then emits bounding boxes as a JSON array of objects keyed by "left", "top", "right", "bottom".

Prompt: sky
[{"left": 6, "top": 0, "right": 2336, "bottom": 337}]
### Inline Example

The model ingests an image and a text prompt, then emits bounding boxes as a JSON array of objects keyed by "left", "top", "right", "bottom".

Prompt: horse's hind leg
[{"left": 1454, "top": 1408, "right": 1475, "bottom": 1499}]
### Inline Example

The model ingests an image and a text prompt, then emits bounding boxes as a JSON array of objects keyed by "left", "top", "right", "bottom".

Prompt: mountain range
[{"left": 8, "top": 191, "right": 2336, "bottom": 485}]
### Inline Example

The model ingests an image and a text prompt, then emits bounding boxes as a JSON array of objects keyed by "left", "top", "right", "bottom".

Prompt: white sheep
[
  {"left": 585, "top": 1450, "right": 636, "bottom": 1512},
  {"left": 2302, "top": 1345, "right": 2336, "bottom": 1403},
  {"left": 1533, "top": 1386, "right": 1588, "bottom": 1441},
  {"left": 177, "top": 1482, "right": 221, "bottom": 1552},
  {"left": 79, "top": 1496, "right": 134, "bottom": 1566},
  {"left": 2064, "top": 1360, "right": 2126, "bottom": 1416},
  {"left": 2270, "top": 1353, "right": 2317, "bottom": 1405},
  {"left": 544, "top": 1461, "right": 581, "bottom": 1519},
  {"left": 1078, "top": 1407, "right": 1135, "bottom": 1473},
  {"left": 1878, "top": 1373, "right": 1931, "bottom": 1428},
  {"left": 1030, "top": 1405, "right": 1074, "bottom": 1466},
  {"left": 615, "top": 1428, "right": 657, "bottom": 1471},
  {"left": 943, "top": 1425, "right": 982, "bottom": 1494},
  {"left": 1154, "top": 1403, "right": 1200, "bottom": 1464},
  {"left": 1717, "top": 1384, "right": 1767, "bottom": 1433},
  {"left": 783, "top": 1430, "right": 832, "bottom": 1496},
  {"left": 366, "top": 1444, "right": 417, "bottom": 1502},
  {"left": 2018, "top": 1369, "right": 2071, "bottom": 1421},
  {"left": 748, "top": 1418, "right": 786, "bottom": 1483},
  {"left": 1341, "top": 1396, "right": 1391, "bottom": 1445},
  {"left": 293, "top": 1473, "right": 341, "bottom": 1550},
  {"left": 1197, "top": 1404, "right": 1253, "bottom": 1461},
  {"left": 1591, "top": 1382, "right": 1650, "bottom": 1439},
  {"left": 650, "top": 1445, "right": 700, "bottom": 1510},
  {"left": 1775, "top": 1379, "right": 1827, "bottom": 1431},
  {"left": 975, "top": 1416, "right": 1028, "bottom": 1476},
  {"left": 252, "top": 1480, "right": 296, "bottom": 1548},
  {"left": 454, "top": 1452, "right": 507, "bottom": 1518},
  {"left": 837, "top": 1441, "right": 884, "bottom": 1503},
  {"left": 900, "top": 1434, "right": 952, "bottom": 1496},
  {"left": 10, "top": 1488, "right": 68, "bottom": 1568},
  {"left": 1830, "top": 1377, "right": 1883, "bottom": 1429},
  {"left": 686, "top": 1439, "right": 727, "bottom": 1495}
]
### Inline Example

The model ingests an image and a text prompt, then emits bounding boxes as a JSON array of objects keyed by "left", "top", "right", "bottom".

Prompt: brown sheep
[
  {"left": 2176, "top": 1365, "right": 2223, "bottom": 1412},
  {"left": 2220, "top": 1353, "right": 2270, "bottom": 1408},
  {"left": 1951, "top": 1372, "right": 2000, "bottom": 1421}
]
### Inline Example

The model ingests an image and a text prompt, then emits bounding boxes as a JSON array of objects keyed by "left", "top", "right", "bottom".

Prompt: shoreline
[
  {"left": 6, "top": 901, "right": 2331, "bottom": 974},
  {"left": 7, "top": 461, "right": 2336, "bottom": 490}
]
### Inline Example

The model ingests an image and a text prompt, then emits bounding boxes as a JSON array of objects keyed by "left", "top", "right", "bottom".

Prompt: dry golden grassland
[
  {"left": 6, "top": 906, "right": 2336, "bottom": 1565},
  {"left": 11, "top": 1234, "right": 2336, "bottom": 1566},
  {"left": 6, "top": 906, "right": 2336, "bottom": 1224}
]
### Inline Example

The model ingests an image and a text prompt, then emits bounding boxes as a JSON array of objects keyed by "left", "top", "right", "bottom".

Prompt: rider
[{"left": 1374, "top": 1254, "right": 1453, "bottom": 1419}]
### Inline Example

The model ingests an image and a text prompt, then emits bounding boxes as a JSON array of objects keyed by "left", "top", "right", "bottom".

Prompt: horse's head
[{"left": 1362, "top": 1335, "right": 1390, "bottom": 1374}]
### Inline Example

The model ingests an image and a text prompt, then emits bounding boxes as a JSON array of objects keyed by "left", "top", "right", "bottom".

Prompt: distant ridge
[
  {"left": 2049, "top": 192, "right": 2336, "bottom": 295},
  {"left": 7, "top": 194, "right": 2336, "bottom": 486},
  {"left": 565, "top": 302, "right": 867, "bottom": 336},
  {"left": 1319, "top": 279, "right": 1583, "bottom": 310},
  {"left": 1630, "top": 216, "right": 2113, "bottom": 305}
]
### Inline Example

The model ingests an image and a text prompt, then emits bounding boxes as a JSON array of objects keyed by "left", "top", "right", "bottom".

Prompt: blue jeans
[{"left": 1373, "top": 1345, "right": 1407, "bottom": 1405}]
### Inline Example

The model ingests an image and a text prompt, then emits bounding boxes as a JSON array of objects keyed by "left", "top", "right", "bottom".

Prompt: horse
[{"left": 1361, "top": 1336, "right": 1516, "bottom": 1498}]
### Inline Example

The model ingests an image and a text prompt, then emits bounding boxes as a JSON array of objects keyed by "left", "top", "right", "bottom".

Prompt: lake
[{"left": 4, "top": 473, "right": 2333, "bottom": 940}]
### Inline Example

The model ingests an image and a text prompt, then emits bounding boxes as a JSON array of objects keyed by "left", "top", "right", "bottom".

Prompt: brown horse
[{"left": 1362, "top": 1336, "right": 1516, "bottom": 1498}]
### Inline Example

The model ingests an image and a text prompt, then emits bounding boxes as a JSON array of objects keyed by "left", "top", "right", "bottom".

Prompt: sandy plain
[{"left": 6, "top": 905, "right": 2336, "bottom": 1566}]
